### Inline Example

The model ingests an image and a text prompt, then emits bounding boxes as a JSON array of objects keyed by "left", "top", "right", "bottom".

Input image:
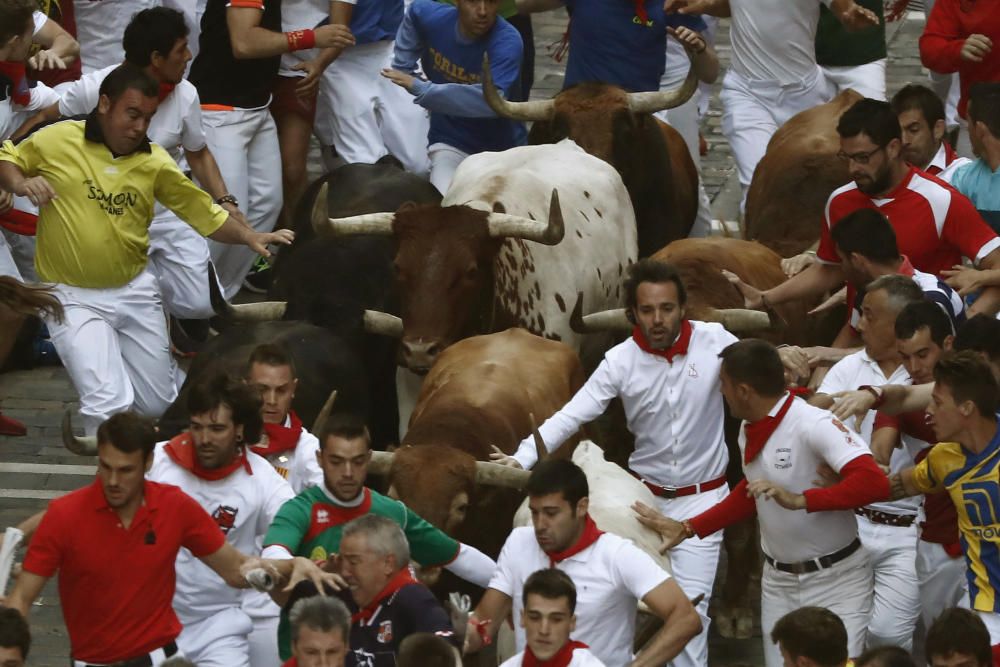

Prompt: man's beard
[{"left": 856, "top": 165, "right": 893, "bottom": 196}]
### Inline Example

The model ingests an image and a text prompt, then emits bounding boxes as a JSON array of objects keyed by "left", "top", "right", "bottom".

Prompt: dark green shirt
[{"left": 815, "top": 0, "right": 886, "bottom": 68}]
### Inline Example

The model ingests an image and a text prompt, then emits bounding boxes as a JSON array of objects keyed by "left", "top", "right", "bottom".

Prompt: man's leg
[
  {"left": 319, "top": 44, "right": 388, "bottom": 166},
  {"left": 177, "top": 608, "right": 254, "bottom": 667},
  {"left": 115, "top": 269, "right": 179, "bottom": 419},
  {"left": 148, "top": 209, "right": 216, "bottom": 320},
  {"left": 244, "top": 110, "right": 284, "bottom": 268},
  {"left": 428, "top": 143, "right": 469, "bottom": 195},
  {"left": 821, "top": 60, "right": 887, "bottom": 101},
  {"left": 760, "top": 565, "right": 802, "bottom": 667},
  {"left": 46, "top": 284, "right": 134, "bottom": 434},
  {"left": 917, "top": 540, "right": 966, "bottom": 630},
  {"left": 271, "top": 75, "right": 319, "bottom": 230},
  {"left": 859, "top": 517, "right": 920, "bottom": 651},
  {"left": 803, "top": 547, "right": 874, "bottom": 657},
  {"left": 720, "top": 71, "right": 781, "bottom": 211},
  {"left": 247, "top": 615, "right": 281, "bottom": 667},
  {"left": 376, "top": 56, "right": 432, "bottom": 175}
]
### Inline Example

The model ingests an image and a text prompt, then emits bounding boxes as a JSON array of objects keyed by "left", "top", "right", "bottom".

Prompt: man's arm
[
  {"left": 724, "top": 262, "right": 845, "bottom": 311},
  {"left": 226, "top": 4, "right": 354, "bottom": 60},
  {"left": 633, "top": 479, "right": 758, "bottom": 552},
  {"left": 919, "top": 0, "right": 984, "bottom": 73},
  {"left": 291, "top": 1, "right": 356, "bottom": 98},
  {"left": 829, "top": 0, "right": 880, "bottom": 31},
  {"left": 663, "top": 0, "right": 731, "bottom": 18},
  {"left": 870, "top": 424, "right": 900, "bottom": 467},
  {"left": 515, "top": 0, "right": 564, "bottom": 14},
  {"left": 30, "top": 17, "right": 80, "bottom": 71},
  {"left": 631, "top": 579, "right": 702, "bottom": 667},
  {"left": 966, "top": 248, "right": 1000, "bottom": 316},
  {"left": 0, "top": 161, "right": 56, "bottom": 207},
  {"left": 463, "top": 588, "right": 512, "bottom": 654},
  {"left": 830, "top": 383, "right": 932, "bottom": 421},
  {"left": 888, "top": 468, "right": 923, "bottom": 500},
  {"left": 5, "top": 570, "right": 48, "bottom": 618}
]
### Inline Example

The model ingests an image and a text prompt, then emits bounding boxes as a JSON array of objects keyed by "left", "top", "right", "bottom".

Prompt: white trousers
[
  {"left": 916, "top": 538, "right": 966, "bottom": 629},
  {"left": 45, "top": 268, "right": 179, "bottom": 435},
  {"left": 761, "top": 545, "right": 872, "bottom": 667},
  {"left": 314, "top": 40, "right": 430, "bottom": 175},
  {"left": 428, "top": 143, "right": 469, "bottom": 195},
  {"left": 0, "top": 234, "right": 23, "bottom": 281},
  {"left": 177, "top": 607, "right": 254, "bottom": 667},
  {"left": 653, "top": 86, "right": 713, "bottom": 238},
  {"left": 721, "top": 67, "right": 835, "bottom": 209},
  {"left": 857, "top": 515, "right": 920, "bottom": 651},
  {"left": 654, "top": 485, "right": 727, "bottom": 667},
  {"left": 247, "top": 615, "right": 280, "bottom": 667},
  {"left": 148, "top": 207, "right": 216, "bottom": 319},
  {"left": 822, "top": 58, "right": 887, "bottom": 101},
  {"left": 201, "top": 107, "right": 282, "bottom": 299}
]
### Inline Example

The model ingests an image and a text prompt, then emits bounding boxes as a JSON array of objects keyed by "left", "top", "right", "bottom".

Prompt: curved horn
[
  {"left": 363, "top": 311, "right": 404, "bottom": 338},
  {"left": 310, "top": 181, "right": 330, "bottom": 230},
  {"left": 62, "top": 410, "right": 98, "bottom": 456},
  {"left": 368, "top": 450, "right": 394, "bottom": 475},
  {"left": 529, "top": 413, "right": 546, "bottom": 463},
  {"left": 626, "top": 56, "right": 698, "bottom": 114},
  {"left": 704, "top": 308, "right": 773, "bottom": 333},
  {"left": 313, "top": 212, "right": 396, "bottom": 238},
  {"left": 486, "top": 190, "right": 564, "bottom": 245},
  {"left": 481, "top": 53, "right": 556, "bottom": 122},
  {"left": 209, "top": 264, "right": 287, "bottom": 321},
  {"left": 311, "top": 390, "right": 338, "bottom": 435},
  {"left": 570, "top": 293, "right": 632, "bottom": 333},
  {"left": 473, "top": 460, "right": 531, "bottom": 489}
]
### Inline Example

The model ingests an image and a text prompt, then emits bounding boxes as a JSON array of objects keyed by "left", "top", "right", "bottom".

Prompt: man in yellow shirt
[{"left": 0, "top": 63, "right": 294, "bottom": 434}]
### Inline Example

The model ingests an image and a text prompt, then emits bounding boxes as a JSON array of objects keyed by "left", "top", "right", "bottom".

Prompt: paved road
[{"left": 0, "top": 11, "right": 938, "bottom": 665}]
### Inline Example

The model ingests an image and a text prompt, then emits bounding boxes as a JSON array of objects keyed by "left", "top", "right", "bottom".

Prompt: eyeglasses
[{"left": 836, "top": 146, "right": 885, "bottom": 165}]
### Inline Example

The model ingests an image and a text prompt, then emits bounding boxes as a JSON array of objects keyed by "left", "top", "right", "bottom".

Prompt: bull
[
  {"left": 481, "top": 55, "right": 700, "bottom": 258},
  {"left": 744, "top": 90, "right": 863, "bottom": 257}
]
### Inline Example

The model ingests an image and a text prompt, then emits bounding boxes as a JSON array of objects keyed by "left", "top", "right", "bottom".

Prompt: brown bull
[
  {"left": 375, "top": 328, "right": 583, "bottom": 557},
  {"left": 744, "top": 89, "right": 863, "bottom": 257}
]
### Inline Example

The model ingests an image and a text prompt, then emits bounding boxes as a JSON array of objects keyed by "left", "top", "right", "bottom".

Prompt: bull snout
[{"left": 401, "top": 338, "right": 443, "bottom": 373}]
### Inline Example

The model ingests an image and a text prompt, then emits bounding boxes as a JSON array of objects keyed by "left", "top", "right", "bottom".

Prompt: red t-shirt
[
  {"left": 818, "top": 167, "right": 1000, "bottom": 276},
  {"left": 23, "top": 479, "right": 226, "bottom": 663}
]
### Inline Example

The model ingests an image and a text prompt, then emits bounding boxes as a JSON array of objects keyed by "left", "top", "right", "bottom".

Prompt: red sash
[
  {"left": 0, "top": 62, "right": 30, "bottom": 106},
  {"left": 255, "top": 411, "right": 303, "bottom": 457},
  {"left": 546, "top": 515, "right": 604, "bottom": 568},
  {"left": 164, "top": 433, "right": 253, "bottom": 481},
  {"left": 351, "top": 568, "right": 419, "bottom": 623},
  {"left": 743, "top": 394, "right": 796, "bottom": 465},
  {"left": 0, "top": 206, "right": 37, "bottom": 236},
  {"left": 631, "top": 320, "right": 692, "bottom": 363},
  {"left": 524, "top": 640, "right": 590, "bottom": 667}
]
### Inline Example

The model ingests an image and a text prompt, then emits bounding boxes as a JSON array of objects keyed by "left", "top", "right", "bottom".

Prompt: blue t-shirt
[
  {"left": 392, "top": 0, "right": 526, "bottom": 154},
  {"left": 350, "top": 0, "right": 404, "bottom": 44},
  {"left": 563, "top": 0, "right": 706, "bottom": 92},
  {"left": 950, "top": 159, "right": 1000, "bottom": 234}
]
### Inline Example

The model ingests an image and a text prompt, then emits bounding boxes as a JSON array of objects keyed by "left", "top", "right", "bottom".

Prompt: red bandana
[
  {"left": 633, "top": 0, "right": 649, "bottom": 24},
  {"left": 0, "top": 61, "right": 30, "bottom": 106},
  {"left": 254, "top": 411, "right": 303, "bottom": 457},
  {"left": 158, "top": 82, "right": 176, "bottom": 102},
  {"left": 280, "top": 659, "right": 298, "bottom": 667},
  {"left": 352, "top": 567, "right": 419, "bottom": 623},
  {"left": 743, "top": 394, "right": 796, "bottom": 465},
  {"left": 546, "top": 515, "right": 604, "bottom": 567},
  {"left": 632, "top": 320, "right": 692, "bottom": 363},
  {"left": 0, "top": 205, "right": 37, "bottom": 236},
  {"left": 524, "top": 640, "right": 590, "bottom": 667},
  {"left": 164, "top": 432, "right": 253, "bottom": 481}
]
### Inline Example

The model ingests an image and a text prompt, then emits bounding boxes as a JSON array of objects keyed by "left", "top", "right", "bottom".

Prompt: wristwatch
[
  {"left": 216, "top": 194, "right": 239, "bottom": 207},
  {"left": 859, "top": 384, "right": 886, "bottom": 409}
]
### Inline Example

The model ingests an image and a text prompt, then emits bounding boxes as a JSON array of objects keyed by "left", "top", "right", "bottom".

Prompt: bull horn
[
  {"left": 209, "top": 264, "right": 288, "bottom": 321},
  {"left": 363, "top": 311, "right": 404, "bottom": 338},
  {"left": 368, "top": 450, "right": 394, "bottom": 475},
  {"left": 486, "top": 190, "right": 564, "bottom": 245},
  {"left": 704, "top": 308, "right": 772, "bottom": 334},
  {"left": 62, "top": 410, "right": 98, "bottom": 456},
  {"left": 314, "top": 212, "right": 396, "bottom": 238},
  {"left": 626, "top": 58, "right": 698, "bottom": 114},
  {"left": 474, "top": 460, "right": 531, "bottom": 489},
  {"left": 481, "top": 53, "right": 556, "bottom": 122},
  {"left": 311, "top": 390, "right": 338, "bottom": 435},
  {"left": 529, "top": 413, "right": 547, "bottom": 463},
  {"left": 311, "top": 182, "right": 330, "bottom": 230},
  {"left": 570, "top": 293, "right": 631, "bottom": 333}
]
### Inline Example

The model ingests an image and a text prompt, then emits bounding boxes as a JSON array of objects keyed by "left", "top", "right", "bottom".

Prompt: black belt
[
  {"left": 79, "top": 641, "right": 178, "bottom": 667},
  {"left": 856, "top": 507, "right": 917, "bottom": 527},
  {"left": 764, "top": 537, "right": 862, "bottom": 575}
]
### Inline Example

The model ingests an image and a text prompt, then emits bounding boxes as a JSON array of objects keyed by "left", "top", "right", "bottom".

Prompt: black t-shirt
[{"left": 347, "top": 584, "right": 458, "bottom": 667}]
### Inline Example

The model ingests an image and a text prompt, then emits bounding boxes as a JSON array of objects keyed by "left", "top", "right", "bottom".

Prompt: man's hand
[
  {"left": 247, "top": 228, "right": 294, "bottom": 258},
  {"left": 314, "top": 24, "right": 356, "bottom": 50},
  {"left": 828, "top": 389, "right": 876, "bottom": 421},
  {"left": 831, "top": 0, "right": 879, "bottom": 31},
  {"left": 17, "top": 176, "right": 57, "bottom": 207},
  {"left": 942, "top": 264, "right": 1000, "bottom": 297},
  {"left": 632, "top": 501, "right": 688, "bottom": 551},
  {"left": 961, "top": 34, "right": 993, "bottom": 63},
  {"left": 781, "top": 252, "right": 816, "bottom": 277},
  {"left": 813, "top": 463, "right": 841, "bottom": 488},
  {"left": 292, "top": 58, "right": 327, "bottom": 99},
  {"left": 27, "top": 50, "right": 67, "bottom": 71},
  {"left": 220, "top": 202, "right": 249, "bottom": 228},
  {"left": 663, "top": 0, "right": 716, "bottom": 14},
  {"left": 0, "top": 191, "right": 12, "bottom": 215},
  {"left": 283, "top": 556, "right": 348, "bottom": 594},
  {"left": 721, "top": 269, "right": 765, "bottom": 310},
  {"left": 667, "top": 26, "right": 706, "bottom": 54},
  {"left": 778, "top": 346, "right": 812, "bottom": 383},
  {"left": 380, "top": 68, "right": 416, "bottom": 92},
  {"left": 488, "top": 445, "right": 523, "bottom": 468},
  {"left": 746, "top": 480, "right": 806, "bottom": 510},
  {"left": 807, "top": 286, "right": 847, "bottom": 316}
]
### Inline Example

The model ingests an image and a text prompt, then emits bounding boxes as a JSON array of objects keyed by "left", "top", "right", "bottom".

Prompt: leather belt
[
  {"left": 76, "top": 641, "right": 178, "bottom": 667},
  {"left": 640, "top": 474, "right": 727, "bottom": 499},
  {"left": 764, "top": 537, "right": 862, "bottom": 575},
  {"left": 856, "top": 507, "right": 916, "bottom": 527}
]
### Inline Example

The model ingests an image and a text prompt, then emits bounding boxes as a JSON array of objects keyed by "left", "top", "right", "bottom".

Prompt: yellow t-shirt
[
  {"left": 912, "top": 437, "right": 1000, "bottom": 612},
  {"left": 0, "top": 118, "right": 228, "bottom": 288}
]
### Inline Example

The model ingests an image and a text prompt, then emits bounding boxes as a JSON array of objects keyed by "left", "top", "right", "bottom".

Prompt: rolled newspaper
[
  {"left": 0, "top": 528, "right": 24, "bottom": 594},
  {"left": 244, "top": 568, "right": 275, "bottom": 592}
]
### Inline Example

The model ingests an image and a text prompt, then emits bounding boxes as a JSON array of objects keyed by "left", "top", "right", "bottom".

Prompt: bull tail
[{"left": 0, "top": 277, "right": 63, "bottom": 323}]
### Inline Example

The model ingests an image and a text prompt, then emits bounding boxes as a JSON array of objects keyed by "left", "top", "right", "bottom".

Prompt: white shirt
[
  {"left": 58, "top": 64, "right": 207, "bottom": 165},
  {"left": 278, "top": 0, "right": 342, "bottom": 76},
  {"left": 255, "top": 417, "right": 323, "bottom": 494},
  {"left": 0, "top": 81, "right": 59, "bottom": 141},
  {"left": 488, "top": 527, "right": 669, "bottom": 667},
  {"left": 818, "top": 349, "right": 919, "bottom": 515},
  {"left": 513, "top": 322, "right": 736, "bottom": 487},
  {"left": 147, "top": 442, "right": 295, "bottom": 623},
  {"left": 742, "top": 396, "right": 870, "bottom": 562},
  {"left": 32, "top": 10, "right": 47, "bottom": 34},
  {"left": 729, "top": 0, "right": 832, "bottom": 85},
  {"left": 74, "top": 0, "right": 161, "bottom": 73},
  {"left": 500, "top": 647, "right": 608, "bottom": 667},
  {"left": 928, "top": 142, "right": 973, "bottom": 183}
]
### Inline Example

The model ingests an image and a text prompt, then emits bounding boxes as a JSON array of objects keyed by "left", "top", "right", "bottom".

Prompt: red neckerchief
[
  {"left": 351, "top": 568, "right": 419, "bottom": 623},
  {"left": 632, "top": 320, "right": 692, "bottom": 364},
  {"left": 633, "top": 0, "right": 649, "bottom": 23},
  {"left": 280, "top": 659, "right": 298, "bottom": 667},
  {"left": 743, "top": 393, "right": 796, "bottom": 465},
  {"left": 158, "top": 82, "right": 176, "bottom": 102},
  {"left": 0, "top": 206, "right": 37, "bottom": 236},
  {"left": 255, "top": 411, "right": 303, "bottom": 457},
  {"left": 546, "top": 515, "right": 604, "bottom": 567},
  {"left": 164, "top": 432, "right": 253, "bottom": 481},
  {"left": 0, "top": 61, "right": 30, "bottom": 106},
  {"left": 524, "top": 640, "right": 590, "bottom": 667}
]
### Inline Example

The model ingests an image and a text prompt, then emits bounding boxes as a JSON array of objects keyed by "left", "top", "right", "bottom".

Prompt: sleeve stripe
[{"left": 227, "top": 0, "right": 265, "bottom": 9}]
